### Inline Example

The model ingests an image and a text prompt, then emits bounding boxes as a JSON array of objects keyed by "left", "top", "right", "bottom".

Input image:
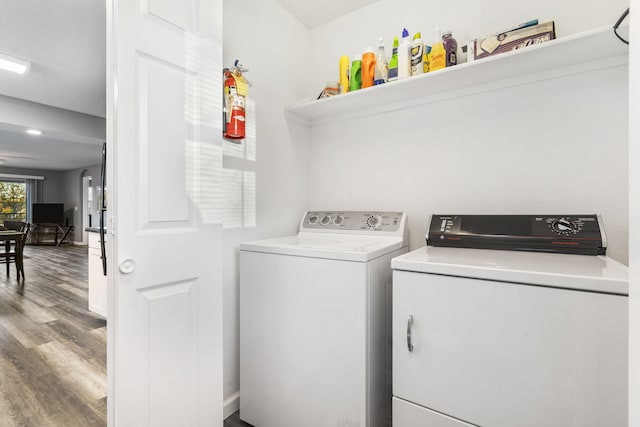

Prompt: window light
[
  {"left": 0, "top": 52, "right": 30, "bottom": 74},
  {"left": 26, "top": 129, "right": 42, "bottom": 135}
]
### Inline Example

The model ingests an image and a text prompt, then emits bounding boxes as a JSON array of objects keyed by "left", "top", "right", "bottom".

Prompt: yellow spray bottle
[{"left": 339, "top": 55, "right": 350, "bottom": 93}]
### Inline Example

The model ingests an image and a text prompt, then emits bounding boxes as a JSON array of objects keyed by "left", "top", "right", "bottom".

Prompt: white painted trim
[
  {"left": 223, "top": 392, "right": 240, "bottom": 420},
  {"left": 0, "top": 173, "right": 45, "bottom": 180},
  {"left": 628, "top": 1, "right": 639, "bottom": 426}
]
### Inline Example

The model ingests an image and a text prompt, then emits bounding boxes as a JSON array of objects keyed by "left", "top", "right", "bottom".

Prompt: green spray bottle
[{"left": 388, "top": 36, "right": 399, "bottom": 81}]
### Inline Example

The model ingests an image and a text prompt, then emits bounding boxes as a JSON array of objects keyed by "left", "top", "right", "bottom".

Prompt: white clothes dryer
[
  {"left": 391, "top": 245, "right": 628, "bottom": 427},
  {"left": 240, "top": 211, "right": 408, "bottom": 427}
]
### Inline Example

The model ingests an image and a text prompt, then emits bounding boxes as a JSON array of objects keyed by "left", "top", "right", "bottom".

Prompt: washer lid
[
  {"left": 240, "top": 233, "right": 406, "bottom": 262},
  {"left": 391, "top": 246, "right": 628, "bottom": 295}
]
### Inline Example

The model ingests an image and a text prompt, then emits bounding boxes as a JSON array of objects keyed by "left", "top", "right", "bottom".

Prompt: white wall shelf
[{"left": 285, "top": 26, "right": 628, "bottom": 126}]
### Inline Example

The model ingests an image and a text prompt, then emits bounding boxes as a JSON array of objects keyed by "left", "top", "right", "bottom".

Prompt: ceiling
[
  {"left": 0, "top": 0, "right": 105, "bottom": 171},
  {"left": 0, "top": 0, "right": 106, "bottom": 117},
  {"left": 0, "top": 127, "right": 102, "bottom": 171},
  {"left": 275, "top": 0, "right": 379, "bottom": 29}
]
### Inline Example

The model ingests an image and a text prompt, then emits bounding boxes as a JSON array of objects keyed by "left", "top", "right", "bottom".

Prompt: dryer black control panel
[{"left": 427, "top": 214, "right": 607, "bottom": 255}]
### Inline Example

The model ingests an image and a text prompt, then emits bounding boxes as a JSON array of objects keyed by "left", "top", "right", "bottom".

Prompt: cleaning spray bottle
[
  {"left": 349, "top": 54, "right": 362, "bottom": 91},
  {"left": 423, "top": 45, "right": 432, "bottom": 73},
  {"left": 442, "top": 31, "right": 458, "bottom": 66},
  {"left": 339, "top": 55, "right": 350, "bottom": 93},
  {"left": 398, "top": 28, "right": 412, "bottom": 79},
  {"left": 429, "top": 24, "right": 446, "bottom": 71},
  {"left": 374, "top": 37, "right": 388, "bottom": 85},
  {"left": 411, "top": 32, "right": 425, "bottom": 75},
  {"left": 388, "top": 36, "right": 399, "bottom": 81},
  {"left": 361, "top": 46, "right": 376, "bottom": 88}
]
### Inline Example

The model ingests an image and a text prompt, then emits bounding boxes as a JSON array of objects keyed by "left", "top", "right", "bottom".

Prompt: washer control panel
[{"left": 302, "top": 211, "right": 404, "bottom": 232}]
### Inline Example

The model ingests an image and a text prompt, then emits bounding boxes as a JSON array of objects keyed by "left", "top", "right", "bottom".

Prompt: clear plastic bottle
[
  {"left": 442, "top": 31, "right": 458, "bottom": 67},
  {"left": 374, "top": 37, "right": 388, "bottom": 85},
  {"left": 398, "top": 28, "right": 412, "bottom": 79}
]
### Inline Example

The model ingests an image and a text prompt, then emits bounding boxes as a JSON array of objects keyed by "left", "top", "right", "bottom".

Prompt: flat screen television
[{"left": 32, "top": 203, "right": 64, "bottom": 225}]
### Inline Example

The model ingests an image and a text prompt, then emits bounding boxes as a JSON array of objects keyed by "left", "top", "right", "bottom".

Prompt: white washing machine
[
  {"left": 391, "top": 214, "right": 629, "bottom": 427},
  {"left": 240, "top": 211, "right": 408, "bottom": 427}
]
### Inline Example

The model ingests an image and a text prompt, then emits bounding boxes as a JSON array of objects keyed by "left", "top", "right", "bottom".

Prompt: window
[{"left": 0, "top": 180, "right": 27, "bottom": 222}]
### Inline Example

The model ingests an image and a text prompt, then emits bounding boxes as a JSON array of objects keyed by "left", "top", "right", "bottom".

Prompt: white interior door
[{"left": 107, "top": 1, "right": 223, "bottom": 426}]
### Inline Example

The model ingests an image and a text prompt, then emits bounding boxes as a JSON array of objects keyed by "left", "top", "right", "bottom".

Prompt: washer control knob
[
  {"left": 333, "top": 215, "right": 344, "bottom": 226},
  {"left": 320, "top": 215, "right": 332, "bottom": 226},
  {"left": 552, "top": 219, "right": 578, "bottom": 235},
  {"left": 307, "top": 215, "right": 319, "bottom": 225},
  {"left": 366, "top": 215, "right": 382, "bottom": 229}
]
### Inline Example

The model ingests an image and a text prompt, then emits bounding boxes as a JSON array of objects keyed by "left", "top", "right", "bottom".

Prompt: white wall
[
  {"left": 306, "top": 0, "right": 629, "bottom": 264},
  {"left": 61, "top": 163, "right": 101, "bottom": 242},
  {"left": 222, "top": 0, "right": 312, "bottom": 416}
]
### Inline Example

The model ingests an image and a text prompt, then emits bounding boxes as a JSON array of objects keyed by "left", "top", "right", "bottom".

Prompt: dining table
[{"left": 0, "top": 230, "right": 26, "bottom": 279}]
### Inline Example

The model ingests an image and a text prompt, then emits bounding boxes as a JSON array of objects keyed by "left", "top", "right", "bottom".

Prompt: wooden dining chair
[{"left": 0, "top": 223, "right": 29, "bottom": 279}]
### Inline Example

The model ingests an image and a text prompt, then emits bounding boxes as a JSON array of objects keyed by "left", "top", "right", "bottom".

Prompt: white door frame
[
  {"left": 81, "top": 175, "right": 92, "bottom": 245},
  {"left": 628, "top": 1, "right": 639, "bottom": 425}
]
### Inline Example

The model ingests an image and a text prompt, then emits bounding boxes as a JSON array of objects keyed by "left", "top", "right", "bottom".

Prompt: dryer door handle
[{"left": 407, "top": 314, "right": 414, "bottom": 352}]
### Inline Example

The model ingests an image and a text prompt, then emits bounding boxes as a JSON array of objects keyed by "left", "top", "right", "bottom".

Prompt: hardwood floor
[{"left": 0, "top": 244, "right": 106, "bottom": 427}]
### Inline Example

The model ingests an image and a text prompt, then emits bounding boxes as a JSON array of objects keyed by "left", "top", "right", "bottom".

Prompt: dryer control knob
[
  {"left": 366, "top": 215, "right": 382, "bottom": 229},
  {"left": 552, "top": 219, "right": 578, "bottom": 235},
  {"left": 307, "top": 215, "right": 319, "bottom": 225},
  {"left": 333, "top": 215, "right": 344, "bottom": 226},
  {"left": 320, "top": 215, "right": 332, "bottom": 226}
]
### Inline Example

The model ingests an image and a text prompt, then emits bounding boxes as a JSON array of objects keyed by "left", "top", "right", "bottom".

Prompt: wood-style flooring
[{"left": 0, "top": 244, "right": 106, "bottom": 427}]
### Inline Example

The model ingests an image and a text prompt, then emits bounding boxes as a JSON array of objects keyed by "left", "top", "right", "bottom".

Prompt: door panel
[
  {"left": 137, "top": 54, "right": 193, "bottom": 224},
  {"left": 143, "top": 0, "right": 189, "bottom": 30},
  {"left": 107, "top": 0, "right": 223, "bottom": 425}
]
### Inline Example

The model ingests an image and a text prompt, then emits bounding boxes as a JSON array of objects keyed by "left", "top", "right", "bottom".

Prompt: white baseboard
[{"left": 223, "top": 391, "right": 240, "bottom": 419}]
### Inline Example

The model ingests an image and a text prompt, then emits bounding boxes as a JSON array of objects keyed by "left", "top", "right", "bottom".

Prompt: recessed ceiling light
[
  {"left": 0, "top": 52, "right": 30, "bottom": 74},
  {"left": 26, "top": 129, "right": 42, "bottom": 135}
]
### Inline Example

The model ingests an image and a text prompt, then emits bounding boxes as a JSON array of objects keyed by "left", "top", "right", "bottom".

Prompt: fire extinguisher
[{"left": 223, "top": 61, "right": 249, "bottom": 141}]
